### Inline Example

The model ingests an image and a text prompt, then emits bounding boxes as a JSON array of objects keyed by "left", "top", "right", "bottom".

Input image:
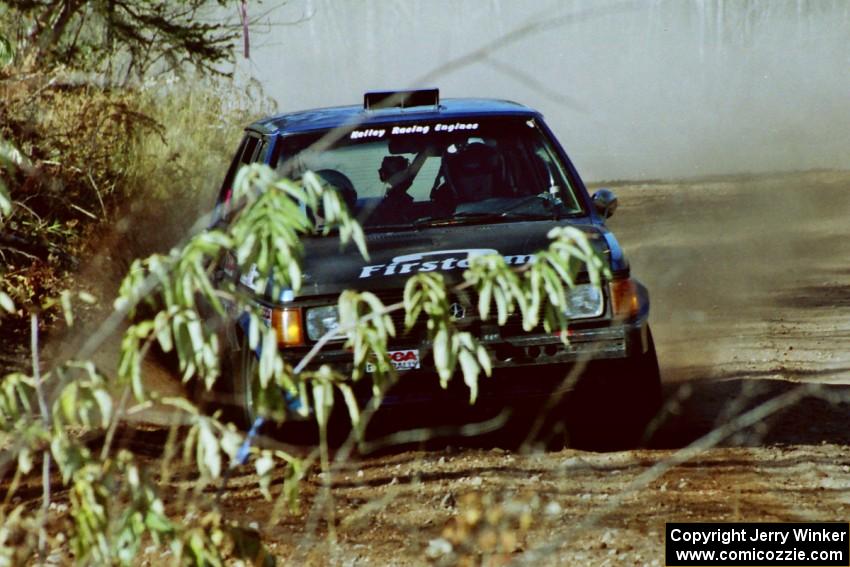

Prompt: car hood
[{"left": 292, "top": 219, "right": 618, "bottom": 298}]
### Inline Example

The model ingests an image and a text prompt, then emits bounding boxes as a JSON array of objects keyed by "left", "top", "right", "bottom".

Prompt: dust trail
[
  {"left": 606, "top": 170, "right": 850, "bottom": 379},
  {"left": 239, "top": 1, "right": 850, "bottom": 180},
  {"left": 40, "top": 191, "right": 216, "bottom": 412}
]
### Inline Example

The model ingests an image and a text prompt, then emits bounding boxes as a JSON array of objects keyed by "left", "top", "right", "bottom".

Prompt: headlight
[
  {"left": 306, "top": 305, "right": 341, "bottom": 341},
  {"left": 563, "top": 284, "right": 604, "bottom": 319}
]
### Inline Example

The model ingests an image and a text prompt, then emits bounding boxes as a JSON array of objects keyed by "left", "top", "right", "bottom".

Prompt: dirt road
[{"left": 64, "top": 171, "right": 850, "bottom": 564}]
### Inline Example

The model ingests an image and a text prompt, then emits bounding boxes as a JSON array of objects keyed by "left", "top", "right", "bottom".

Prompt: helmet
[
  {"left": 379, "top": 155, "right": 410, "bottom": 183},
  {"left": 444, "top": 142, "right": 505, "bottom": 202},
  {"left": 314, "top": 169, "right": 357, "bottom": 211}
]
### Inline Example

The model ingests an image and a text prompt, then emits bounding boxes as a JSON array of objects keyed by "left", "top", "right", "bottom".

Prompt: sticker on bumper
[{"left": 366, "top": 349, "right": 421, "bottom": 372}]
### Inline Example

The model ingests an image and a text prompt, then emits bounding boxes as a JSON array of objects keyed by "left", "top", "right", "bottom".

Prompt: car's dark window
[
  {"left": 213, "top": 134, "right": 268, "bottom": 227},
  {"left": 220, "top": 135, "right": 265, "bottom": 196},
  {"left": 240, "top": 136, "right": 262, "bottom": 164},
  {"left": 275, "top": 117, "right": 584, "bottom": 229}
]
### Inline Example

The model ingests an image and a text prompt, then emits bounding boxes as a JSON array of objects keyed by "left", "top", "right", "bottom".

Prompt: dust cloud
[
  {"left": 606, "top": 171, "right": 850, "bottom": 383},
  {"left": 230, "top": 0, "right": 850, "bottom": 181}
]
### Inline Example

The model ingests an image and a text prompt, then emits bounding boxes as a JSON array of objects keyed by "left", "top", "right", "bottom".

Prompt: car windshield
[{"left": 276, "top": 116, "right": 584, "bottom": 230}]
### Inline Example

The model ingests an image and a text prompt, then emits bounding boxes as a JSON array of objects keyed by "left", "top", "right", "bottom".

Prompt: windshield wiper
[
  {"left": 500, "top": 192, "right": 566, "bottom": 215},
  {"left": 458, "top": 211, "right": 559, "bottom": 221},
  {"left": 432, "top": 193, "right": 570, "bottom": 226},
  {"left": 361, "top": 222, "right": 422, "bottom": 232},
  {"left": 414, "top": 211, "right": 559, "bottom": 227}
]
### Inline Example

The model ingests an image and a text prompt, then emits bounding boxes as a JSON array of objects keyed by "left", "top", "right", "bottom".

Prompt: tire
[
  {"left": 211, "top": 335, "right": 320, "bottom": 443},
  {"left": 191, "top": 332, "right": 257, "bottom": 431},
  {"left": 230, "top": 335, "right": 261, "bottom": 430},
  {"left": 563, "top": 327, "right": 663, "bottom": 450}
]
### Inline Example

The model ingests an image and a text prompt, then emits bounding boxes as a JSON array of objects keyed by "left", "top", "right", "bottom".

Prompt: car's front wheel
[
  {"left": 223, "top": 335, "right": 320, "bottom": 442},
  {"left": 191, "top": 333, "right": 258, "bottom": 431},
  {"left": 563, "top": 327, "right": 663, "bottom": 450},
  {"left": 230, "top": 335, "right": 262, "bottom": 429}
]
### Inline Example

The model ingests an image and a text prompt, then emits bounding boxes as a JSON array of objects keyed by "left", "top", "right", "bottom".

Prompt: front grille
[
  {"left": 369, "top": 289, "right": 427, "bottom": 339},
  {"left": 366, "top": 287, "right": 603, "bottom": 341}
]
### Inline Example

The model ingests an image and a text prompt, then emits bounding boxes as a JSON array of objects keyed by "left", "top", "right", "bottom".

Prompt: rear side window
[
  {"left": 214, "top": 134, "right": 266, "bottom": 224},
  {"left": 240, "top": 136, "right": 264, "bottom": 164}
]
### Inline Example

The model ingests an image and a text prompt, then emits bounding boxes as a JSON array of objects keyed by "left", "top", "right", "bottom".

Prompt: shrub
[{"left": 0, "top": 71, "right": 263, "bottom": 353}]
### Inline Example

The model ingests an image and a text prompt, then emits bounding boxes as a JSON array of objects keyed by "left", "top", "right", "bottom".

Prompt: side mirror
[{"left": 592, "top": 188, "right": 618, "bottom": 219}]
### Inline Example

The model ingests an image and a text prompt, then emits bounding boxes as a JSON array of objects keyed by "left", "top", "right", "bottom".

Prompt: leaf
[
  {"left": 154, "top": 311, "right": 173, "bottom": 353},
  {"left": 337, "top": 383, "right": 361, "bottom": 439},
  {"left": 60, "top": 383, "right": 79, "bottom": 425},
  {"left": 0, "top": 187, "right": 10, "bottom": 218},
  {"left": 0, "top": 34, "right": 13, "bottom": 67},
  {"left": 92, "top": 389, "right": 113, "bottom": 428},
  {"left": 287, "top": 259, "right": 302, "bottom": 292},
  {"left": 0, "top": 292, "right": 14, "bottom": 314},
  {"left": 258, "top": 329, "right": 276, "bottom": 388},
  {"left": 255, "top": 451, "right": 274, "bottom": 476},
  {"left": 477, "top": 280, "right": 492, "bottom": 320},
  {"left": 458, "top": 349, "right": 480, "bottom": 404},
  {"left": 312, "top": 381, "right": 333, "bottom": 431},
  {"left": 255, "top": 451, "right": 275, "bottom": 500},
  {"left": 145, "top": 509, "right": 173, "bottom": 534},
  {"left": 77, "top": 291, "right": 97, "bottom": 304},
  {"left": 295, "top": 381, "right": 310, "bottom": 419},
  {"left": 476, "top": 345, "right": 492, "bottom": 377},
  {"left": 493, "top": 285, "right": 509, "bottom": 325},
  {"left": 198, "top": 420, "right": 222, "bottom": 479},
  {"left": 219, "top": 427, "right": 242, "bottom": 459},
  {"left": 160, "top": 396, "right": 199, "bottom": 415},
  {"left": 433, "top": 327, "right": 451, "bottom": 385},
  {"left": 248, "top": 312, "right": 260, "bottom": 350},
  {"left": 60, "top": 290, "right": 74, "bottom": 326},
  {"left": 17, "top": 447, "right": 32, "bottom": 475}
]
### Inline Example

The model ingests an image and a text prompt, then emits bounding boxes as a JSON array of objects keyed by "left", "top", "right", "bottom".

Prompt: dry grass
[{"left": 0, "top": 69, "right": 271, "bottom": 361}]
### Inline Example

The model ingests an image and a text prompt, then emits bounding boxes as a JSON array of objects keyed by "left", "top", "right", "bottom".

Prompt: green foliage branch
[{"left": 0, "top": 162, "right": 607, "bottom": 564}]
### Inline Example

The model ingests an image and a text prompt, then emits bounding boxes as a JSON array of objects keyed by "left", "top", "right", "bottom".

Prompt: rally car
[{"left": 210, "top": 89, "right": 661, "bottom": 449}]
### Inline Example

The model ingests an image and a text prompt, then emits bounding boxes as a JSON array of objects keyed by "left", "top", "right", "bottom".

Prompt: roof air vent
[{"left": 364, "top": 89, "right": 440, "bottom": 110}]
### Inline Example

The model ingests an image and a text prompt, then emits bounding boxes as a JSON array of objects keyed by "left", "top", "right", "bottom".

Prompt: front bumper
[
  {"left": 274, "top": 318, "right": 651, "bottom": 409},
  {"left": 300, "top": 320, "right": 648, "bottom": 370},
  {"left": 238, "top": 277, "right": 654, "bottom": 414}
]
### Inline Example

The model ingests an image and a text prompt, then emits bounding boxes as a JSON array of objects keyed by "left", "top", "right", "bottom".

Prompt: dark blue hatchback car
[{"left": 210, "top": 89, "right": 661, "bottom": 449}]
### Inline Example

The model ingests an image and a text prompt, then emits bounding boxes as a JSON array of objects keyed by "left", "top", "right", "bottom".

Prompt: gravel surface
[{"left": 30, "top": 171, "right": 850, "bottom": 565}]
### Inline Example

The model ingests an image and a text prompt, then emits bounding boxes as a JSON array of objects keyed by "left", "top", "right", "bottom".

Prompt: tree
[{"left": 1, "top": 0, "right": 237, "bottom": 83}]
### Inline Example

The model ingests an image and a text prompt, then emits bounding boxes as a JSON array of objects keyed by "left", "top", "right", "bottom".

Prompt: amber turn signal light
[
  {"left": 271, "top": 307, "right": 304, "bottom": 346},
  {"left": 610, "top": 279, "right": 640, "bottom": 320}
]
